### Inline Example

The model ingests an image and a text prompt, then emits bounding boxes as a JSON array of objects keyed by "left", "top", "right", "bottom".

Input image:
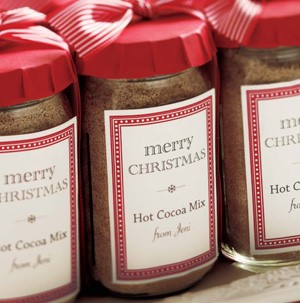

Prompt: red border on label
[
  {"left": 0, "top": 123, "right": 78, "bottom": 302},
  {"left": 109, "top": 97, "right": 216, "bottom": 281},
  {"left": 246, "top": 84, "right": 300, "bottom": 250}
]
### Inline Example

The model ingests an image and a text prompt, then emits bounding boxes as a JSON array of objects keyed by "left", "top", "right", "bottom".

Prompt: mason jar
[
  {"left": 0, "top": 11, "right": 80, "bottom": 302},
  {"left": 220, "top": 46, "right": 300, "bottom": 266},
  {"left": 44, "top": 5, "right": 223, "bottom": 296},
  {"left": 47, "top": 0, "right": 220, "bottom": 296}
]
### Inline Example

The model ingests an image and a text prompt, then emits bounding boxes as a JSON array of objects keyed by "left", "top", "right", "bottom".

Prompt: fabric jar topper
[
  {"left": 0, "top": 6, "right": 79, "bottom": 107},
  {"left": 47, "top": 0, "right": 206, "bottom": 62}
]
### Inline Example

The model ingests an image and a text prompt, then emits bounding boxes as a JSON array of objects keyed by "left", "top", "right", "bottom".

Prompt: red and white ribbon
[
  {"left": 0, "top": 7, "right": 69, "bottom": 52},
  {"left": 204, "top": 0, "right": 262, "bottom": 44},
  {"left": 47, "top": 0, "right": 205, "bottom": 61},
  {"left": 0, "top": 0, "right": 76, "bottom": 13}
]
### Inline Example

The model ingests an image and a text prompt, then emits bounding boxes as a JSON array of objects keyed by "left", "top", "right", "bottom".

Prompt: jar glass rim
[
  {"left": 239, "top": 46, "right": 300, "bottom": 61},
  {"left": 0, "top": 95, "right": 55, "bottom": 111}
]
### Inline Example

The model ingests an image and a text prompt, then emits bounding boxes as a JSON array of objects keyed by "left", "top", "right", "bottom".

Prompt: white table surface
[{"left": 76, "top": 257, "right": 300, "bottom": 303}]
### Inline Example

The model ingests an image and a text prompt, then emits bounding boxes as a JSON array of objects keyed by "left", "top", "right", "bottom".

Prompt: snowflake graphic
[
  {"left": 27, "top": 215, "right": 36, "bottom": 223},
  {"left": 168, "top": 185, "right": 176, "bottom": 193}
]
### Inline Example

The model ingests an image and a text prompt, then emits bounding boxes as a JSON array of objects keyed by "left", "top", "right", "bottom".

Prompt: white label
[
  {"left": 0, "top": 118, "right": 79, "bottom": 302},
  {"left": 105, "top": 90, "right": 218, "bottom": 283},
  {"left": 242, "top": 80, "right": 300, "bottom": 255}
]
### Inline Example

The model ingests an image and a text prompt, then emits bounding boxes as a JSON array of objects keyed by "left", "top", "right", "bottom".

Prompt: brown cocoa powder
[
  {"left": 0, "top": 92, "right": 73, "bottom": 136},
  {"left": 220, "top": 48, "right": 300, "bottom": 264},
  {"left": 81, "top": 66, "right": 217, "bottom": 296}
]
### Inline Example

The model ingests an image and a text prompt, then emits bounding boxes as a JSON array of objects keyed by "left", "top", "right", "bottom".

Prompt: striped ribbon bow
[
  {"left": 0, "top": 7, "right": 69, "bottom": 52},
  {"left": 47, "top": 0, "right": 205, "bottom": 62},
  {"left": 204, "top": 0, "right": 262, "bottom": 44},
  {"left": 0, "top": 0, "right": 77, "bottom": 14}
]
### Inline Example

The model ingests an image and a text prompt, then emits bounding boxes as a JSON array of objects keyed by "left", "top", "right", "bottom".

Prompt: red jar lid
[
  {"left": 74, "top": 14, "right": 216, "bottom": 79},
  {"left": 77, "top": 15, "right": 216, "bottom": 79},
  {"left": 0, "top": 7, "right": 77, "bottom": 108},
  {"left": 48, "top": 0, "right": 216, "bottom": 80},
  {"left": 0, "top": 45, "right": 76, "bottom": 107},
  {"left": 205, "top": 0, "right": 300, "bottom": 48}
]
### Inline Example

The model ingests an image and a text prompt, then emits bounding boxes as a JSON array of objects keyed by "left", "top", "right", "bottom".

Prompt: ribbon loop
[
  {"left": 132, "top": 0, "right": 157, "bottom": 19},
  {"left": 0, "top": 7, "right": 45, "bottom": 30},
  {"left": 0, "top": 0, "right": 77, "bottom": 14},
  {"left": 204, "top": 0, "right": 262, "bottom": 45},
  {"left": 0, "top": 7, "right": 69, "bottom": 52}
]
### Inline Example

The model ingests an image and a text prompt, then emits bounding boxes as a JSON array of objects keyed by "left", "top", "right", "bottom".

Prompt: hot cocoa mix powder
[{"left": 0, "top": 92, "right": 72, "bottom": 136}]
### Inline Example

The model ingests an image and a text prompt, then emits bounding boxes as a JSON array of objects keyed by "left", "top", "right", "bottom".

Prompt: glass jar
[
  {"left": 47, "top": 4, "right": 219, "bottom": 296},
  {"left": 81, "top": 64, "right": 218, "bottom": 297},
  {"left": 0, "top": 92, "right": 79, "bottom": 303},
  {"left": 220, "top": 47, "right": 300, "bottom": 266}
]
